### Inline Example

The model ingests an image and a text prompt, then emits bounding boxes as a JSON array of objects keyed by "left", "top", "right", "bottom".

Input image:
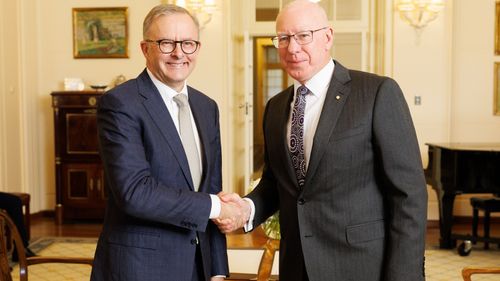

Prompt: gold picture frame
[
  {"left": 72, "top": 7, "right": 129, "bottom": 59},
  {"left": 495, "top": 63, "right": 500, "bottom": 115},
  {"left": 496, "top": 2, "right": 500, "bottom": 55}
]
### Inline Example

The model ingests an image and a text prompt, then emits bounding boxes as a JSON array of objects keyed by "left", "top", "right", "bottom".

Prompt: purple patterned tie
[{"left": 290, "top": 85, "right": 308, "bottom": 187}]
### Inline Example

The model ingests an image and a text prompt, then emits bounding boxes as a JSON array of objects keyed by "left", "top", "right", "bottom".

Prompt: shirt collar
[
  {"left": 146, "top": 68, "right": 188, "bottom": 99},
  {"left": 294, "top": 59, "right": 335, "bottom": 97}
]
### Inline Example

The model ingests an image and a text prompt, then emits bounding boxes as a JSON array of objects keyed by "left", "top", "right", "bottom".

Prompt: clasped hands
[{"left": 213, "top": 192, "right": 251, "bottom": 233}]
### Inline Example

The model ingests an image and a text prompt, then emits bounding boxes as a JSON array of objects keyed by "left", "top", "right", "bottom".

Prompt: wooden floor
[
  {"left": 30, "top": 216, "right": 500, "bottom": 249},
  {"left": 29, "top": 216, "right": 270, "bottom": 248}
]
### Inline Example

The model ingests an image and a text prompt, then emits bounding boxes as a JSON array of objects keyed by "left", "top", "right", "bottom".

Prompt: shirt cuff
[
  {"left": 243, "top": 198, "right": 255, "bottom": 232},
  {"left": 209, "top": 194, "right": 221, "bottom": 219}
]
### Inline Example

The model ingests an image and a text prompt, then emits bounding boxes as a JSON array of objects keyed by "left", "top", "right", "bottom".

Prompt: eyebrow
[{"left": 277, "top": 28, "right": 314, "bottom": 35}]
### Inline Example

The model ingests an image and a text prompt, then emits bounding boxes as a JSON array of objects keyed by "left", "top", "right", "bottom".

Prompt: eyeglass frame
[
  {"left": 271, "top": 27, "right": 329, "bottom": 49},
  {"left": 144, "top": 39, "right": 201, "bottom": 54}
]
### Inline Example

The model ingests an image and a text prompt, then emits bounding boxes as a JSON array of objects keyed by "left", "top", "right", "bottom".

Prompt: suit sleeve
[
  {"left": 372, "top": 78, "right": 427, "bottom": 281},
  {"left": 97, "top": 92, "right": 212, "bottom": 231},
  {"left": 206, "top": 104, "right": 229, "bottom": 276},
  {"left": 247, "top": 101, "right": 280, "bottom": 227}
]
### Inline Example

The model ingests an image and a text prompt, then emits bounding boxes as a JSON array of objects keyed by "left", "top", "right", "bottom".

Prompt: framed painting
[
  {"left": 495, "top": 63, "right": 500, "bottom": 115},
  {"left": 72, "top": 7, "right": 129, "bottom": 58}
]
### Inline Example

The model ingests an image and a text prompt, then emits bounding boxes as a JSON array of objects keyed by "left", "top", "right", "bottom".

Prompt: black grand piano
[{"left": 425, "top": 143, "right": 500, "bottom": 249}]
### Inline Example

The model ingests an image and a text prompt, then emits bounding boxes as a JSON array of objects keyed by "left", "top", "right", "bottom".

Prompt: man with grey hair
[
  {"left": 216, "top": 1, "right": 428, "bottom": 280},
  {"left": 91, "top": 4, "right": 238, "bottom": 281}
]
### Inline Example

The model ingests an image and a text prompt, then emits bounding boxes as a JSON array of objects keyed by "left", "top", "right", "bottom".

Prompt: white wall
[{"left": 451, "top": 1, "right": 500, "bottom": 141}]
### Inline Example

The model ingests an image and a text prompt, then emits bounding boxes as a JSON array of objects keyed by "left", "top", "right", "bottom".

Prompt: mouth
[
  {"left": 166, "top": 62, "right": 188, "bottom": 68},
  {"left": 287, "top": 59, "right": 306, "bottom": 66}
]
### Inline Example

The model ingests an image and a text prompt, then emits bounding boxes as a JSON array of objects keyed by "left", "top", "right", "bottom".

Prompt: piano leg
[{"left": 437, "top": 192, "right": 457, "bottom": 249}]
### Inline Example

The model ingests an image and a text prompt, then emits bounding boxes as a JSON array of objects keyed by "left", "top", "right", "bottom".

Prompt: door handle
[{"left": 238, "top": 103, "right": 252, "bottom": 115}]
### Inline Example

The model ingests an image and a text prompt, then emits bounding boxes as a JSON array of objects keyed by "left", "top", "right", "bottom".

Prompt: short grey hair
[{"left": 143, "top": 4, "right": 200, "bottom": 39}]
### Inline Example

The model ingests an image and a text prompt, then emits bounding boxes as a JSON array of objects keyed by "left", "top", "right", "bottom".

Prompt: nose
[
  {"left": 170, "top": 42, "right": 184, "bottom": 58},
  {"left": 286, "top": 37, "right": 301, "bottom": 53}
]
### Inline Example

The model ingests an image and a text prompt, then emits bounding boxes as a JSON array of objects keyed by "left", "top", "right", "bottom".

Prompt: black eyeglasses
[
  {"left": 145, "top": 39, "right": 200, "bottom": 54},
  {"left": 272, "top": 27, "right": 329, "bottom": 49}
]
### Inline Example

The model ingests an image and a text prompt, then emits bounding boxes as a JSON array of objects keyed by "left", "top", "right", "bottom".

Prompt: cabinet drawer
[{"left": 52, "top": 91, "right": 103, "bottom": 108}]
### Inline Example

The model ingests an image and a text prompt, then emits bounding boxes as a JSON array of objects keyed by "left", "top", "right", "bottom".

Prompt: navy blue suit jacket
[{"left": 91, "top": 69, "right": 228, "bottom": 281}]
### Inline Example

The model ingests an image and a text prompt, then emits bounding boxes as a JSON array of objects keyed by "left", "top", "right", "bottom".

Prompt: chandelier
[
  {"left": 163, "top": 0, "right": 217, "bottom": 29},
  {"left": 396, "top": 0, "right": 445, "bottom": 30}
]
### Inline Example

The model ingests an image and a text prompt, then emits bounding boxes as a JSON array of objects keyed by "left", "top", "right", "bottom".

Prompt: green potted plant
[{"left": 262, "top": 211, "right": 280, "bottom": 240}]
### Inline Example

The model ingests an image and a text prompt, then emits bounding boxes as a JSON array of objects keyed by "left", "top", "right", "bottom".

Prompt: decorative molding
[
  {"left": 19, "top": 0, "right": 42, "bottom": 213},
  {"left": 0, "top": 0, "right": 6, "bottom": 189}
]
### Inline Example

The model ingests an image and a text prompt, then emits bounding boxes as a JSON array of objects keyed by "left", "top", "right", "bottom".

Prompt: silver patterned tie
[
  {"left": 290, "top": 85, "right": 308, "bottom": 187},
  {"left": 173, "top": 94, "right": 201, "bottom": 191}
]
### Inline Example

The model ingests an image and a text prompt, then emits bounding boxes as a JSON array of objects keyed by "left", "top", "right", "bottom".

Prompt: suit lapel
[
  {"left": 304, "top": 61, "right": 351, "bottom": 187},
  {"left": 275, "top": 87, "right": 300, "bottom": 188},
  {"left": 137, "top": 70, "right": 195, "bottom": 190}
]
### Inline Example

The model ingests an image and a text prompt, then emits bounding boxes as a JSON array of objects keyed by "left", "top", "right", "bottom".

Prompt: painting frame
[
  {"left": 495, "top": 63, "right": 500, "bottom": 115},
  {"left": 496, "top": 2, "right": 500, "bottom": 55},
  {"left": 72, "top": 7, "right": 129, "bottom": 59}
]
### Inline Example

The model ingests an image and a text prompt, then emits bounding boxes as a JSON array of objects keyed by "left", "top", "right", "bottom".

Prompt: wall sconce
[
  {"left": 396, "top": 0, "right": 444, "bottom": 30},
  {"left": 163, "top": 0, "right": 217, "bottom": 29}
]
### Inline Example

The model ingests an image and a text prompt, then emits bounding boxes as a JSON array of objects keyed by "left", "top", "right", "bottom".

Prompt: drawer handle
[
  {"left": 89, "top": 178, "right": 94, "bottom": 191},
  {"left": 88, "top": 97, "right": 97, "bottom": 106}
]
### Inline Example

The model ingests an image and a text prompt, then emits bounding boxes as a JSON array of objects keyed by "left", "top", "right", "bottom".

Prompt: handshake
[{"left": 212, "top": 192, "right": 251, "bottom": 233}]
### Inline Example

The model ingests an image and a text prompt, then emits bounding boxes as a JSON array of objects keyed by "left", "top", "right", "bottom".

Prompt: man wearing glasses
[
  {"left": 216, "top": 1, "right": 427, "bottom": 280},
  {"left": 91, "top": 4, "right": 238, "bottom": 281}
]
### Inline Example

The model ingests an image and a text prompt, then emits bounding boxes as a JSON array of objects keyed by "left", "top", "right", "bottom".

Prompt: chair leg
[
  {"left": 24, "top": 196, "right": 30, "bottom": 241},
  {"left": 10, "top": 193, "right": 31, "bottom": 242},
  {"left": 472, "top": 208, "right": 479, "bottom": 244},
  {"left": 484, "top": 211, "right": 491, "bottom": 250}
]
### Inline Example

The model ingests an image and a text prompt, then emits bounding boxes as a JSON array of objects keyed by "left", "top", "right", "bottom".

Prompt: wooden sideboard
[{"left": 51, "top": 91, "right": 107, "bottom": 224}]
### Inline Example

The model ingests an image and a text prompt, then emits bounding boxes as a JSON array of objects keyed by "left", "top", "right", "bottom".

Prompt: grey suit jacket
[
  {"left": 248, "top": 61, "right": 427, "bottom": 281},
  {"left": 90, "top": 69, "right": 228, "bottom": 281}
]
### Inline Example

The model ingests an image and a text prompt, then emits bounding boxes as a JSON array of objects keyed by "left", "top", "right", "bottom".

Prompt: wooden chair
[
  {"left": 4, "top": 193, "right": 31, "bottom": 254},
  {"left": 462, "top": 267, "right": 500, "bottom": 281},
  {"left": 226, "top": 239, "right": 279, "bottom": 281},
  {"left": 0, "top": 209, "right": 93, "bottom": 281},
  {"left": 9, "top": 193, "right": 30, "bottom": 241}
]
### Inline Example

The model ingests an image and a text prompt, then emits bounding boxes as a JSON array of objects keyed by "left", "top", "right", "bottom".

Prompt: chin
[{"left": 289, "top": 72, "right": 306, "bottom": 83}]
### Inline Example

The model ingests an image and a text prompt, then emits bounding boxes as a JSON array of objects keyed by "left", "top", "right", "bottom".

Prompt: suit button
[
  {"left": 191, "top": 238, "right": 199, "bottom": 245},
  {"left": 298, "top": 198, "right": 305, "bottom": 205}
]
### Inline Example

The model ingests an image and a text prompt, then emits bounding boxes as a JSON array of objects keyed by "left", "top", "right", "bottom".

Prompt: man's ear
[
  {"left": 325, "top": 27, "right": 334, "bottom": 51},
  {"left": 140, "top": 41, "right": 149, "bottom": 56}
]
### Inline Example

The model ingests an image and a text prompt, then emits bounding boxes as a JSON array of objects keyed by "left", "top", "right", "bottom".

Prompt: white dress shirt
[
  {"left": 287, "top": 59, "right": 335, "bottom": 168},
  {"left": 245, "top": 59, "right": 335, "bottom": 231},
  {"left": 147, "top": 69, "right": 221, "bottom": 219}
]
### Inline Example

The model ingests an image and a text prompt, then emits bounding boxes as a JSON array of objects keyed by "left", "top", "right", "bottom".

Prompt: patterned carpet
[
  {"left": 425, "top": 246, "right": 500, "bottom": 280},
  {"left": 8, "top": 238, "right": 500, "bottom": 280},
  {"left": 10, "top": 237, "right": 96, "bottom": 281}
]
